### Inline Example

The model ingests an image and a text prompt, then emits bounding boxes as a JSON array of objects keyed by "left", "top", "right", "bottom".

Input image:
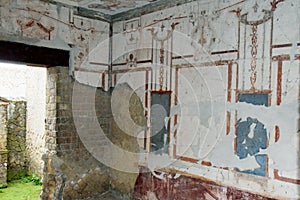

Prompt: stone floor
[{"left": 82, "top": 191, "right": 130, "bottom": 200}]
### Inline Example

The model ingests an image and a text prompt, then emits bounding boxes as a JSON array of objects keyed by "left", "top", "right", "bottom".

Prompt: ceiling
[
  {"left": 54, "top": 0, "right": 161, "bottom": 16},
  {"left": 49, "top": 0, "right": 198, "bottom": 22}
]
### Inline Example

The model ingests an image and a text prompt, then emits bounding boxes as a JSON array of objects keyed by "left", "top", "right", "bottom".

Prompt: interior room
[{"left": 0, "top": 0, "right": 299, "bottom": 199}]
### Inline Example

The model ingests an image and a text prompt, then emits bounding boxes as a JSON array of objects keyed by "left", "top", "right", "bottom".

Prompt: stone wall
[
  {"left": 0, "top": 64, "right": 47, "bottom": 177},
  {"left": 0, "top": 151, "right": 7, "bottom": 186},
  {"left": 0, "top": 0, "right": 298, "bottom": 199},
  {"left": 0, "top": 101, "right": 8, "bottom": 186},
  {"left": 42, "top": 67, "right": 111, "bottom": 200},
  {"left": 41, "top": 67, "right": 148, "bottom": 199},
  {"left": 0, "top": 99, "right": 28, "bottom": 184},
  {"left": 7, "top": 101, "right": 27, "bottom": 181}
]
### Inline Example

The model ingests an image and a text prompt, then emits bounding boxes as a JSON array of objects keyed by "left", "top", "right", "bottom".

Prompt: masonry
[
  {"left": 0, "top": 100, "right": 8, "bottom": 186},
  {"left": 7, "top": 101, "right": 27, "bottom": 181},
  {"left": 0, "top": 0, "right": 299, "bottom": 199},
  {"left": 40, "top": 67, "right": 145, "bottom": 199},
  {"left": 0, "top": 98, "right": 28, "bottom": 185}
]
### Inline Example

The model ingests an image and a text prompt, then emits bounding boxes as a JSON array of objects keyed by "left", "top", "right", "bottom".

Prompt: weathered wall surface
[
  {"left": 109, "top": 0, "right": 300, "bottom": 199},
  {"left": 25, "top": 67, "right": 47, "bottom": 176},
  {"left": 133, "top": 166, "right": 276, "bottom": 200},
  {"left": 7, "top": 101, "right": 27, "bottom": 181},
  {"left": 41, "top": 67, "right": 147, "bottom": 199},
  {"left": 0, "top": 0, "right": 110, "bottom": 84},
  {"left": 42, "top": 67, "right": 111, "bottom": 200},
  {"left": 0, "top": 64, "right": 47, "bottom": 177},
  {"left": 0, "top": 0, "right": 299, "bottom": 199},
  {"left": 0, "top": 1, "right": 110, "bottom": 199},
  {"left": 0, "top": 64, "right": 27, "bottom": 100},
  {"left": 109, "top": 83, "right": 147, "bottom": 197},
  {"left": 0, "top": 101, "right": 8, "bottom": 186},
  {"left": 0, "top": 0, "right": 141, "bottom": 199}
]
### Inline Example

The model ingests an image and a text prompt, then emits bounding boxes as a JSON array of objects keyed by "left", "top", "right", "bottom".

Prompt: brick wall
[
  {"left": 41, "top": 67, "right": 148, "bottom": 199},
  {"left": 42, "top": 67, "right": 111, "bottom": 200}
]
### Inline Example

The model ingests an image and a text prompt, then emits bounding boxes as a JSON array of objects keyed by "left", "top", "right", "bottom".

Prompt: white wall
[
  {"left": 0, "top": 64, "right": 27, "bottom": 100},
  {"left": 109, "top": 0, "right": 300, "bottom": 198}
]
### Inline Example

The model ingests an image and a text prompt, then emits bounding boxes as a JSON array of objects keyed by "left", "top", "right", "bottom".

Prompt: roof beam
[
  {"left": 43, "top": 0, "right": 198, "bottom": 23},
  {"left": 111, "top": 0, "right": 198, "bottom": 22},
  {"left": 0, "top": 41, "right": 69, "bottom": 67}
]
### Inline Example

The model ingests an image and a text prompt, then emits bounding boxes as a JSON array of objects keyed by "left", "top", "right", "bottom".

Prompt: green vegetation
[
  {"left": 0, "top": 175, "right": 42, "bottom": 200},
  {"left": 21, "top": 174, "right": 42, "bottom": 186}
]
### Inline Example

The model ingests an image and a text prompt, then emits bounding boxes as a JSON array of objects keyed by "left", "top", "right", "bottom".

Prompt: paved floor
[{"left": 82, "top": 191, "right": 130, "bottom": 200}]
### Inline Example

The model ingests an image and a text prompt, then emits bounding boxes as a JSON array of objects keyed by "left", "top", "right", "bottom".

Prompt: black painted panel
[{"left": 151, "top": 92, "right": 171, "bottom": 154}]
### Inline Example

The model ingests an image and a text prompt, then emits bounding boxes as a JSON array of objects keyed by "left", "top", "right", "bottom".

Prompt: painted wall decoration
[
  {"left": 236, "top": 116, "right": 268, "bottom": 176},
  {"left": 0, "top": 0, "right": 299, "bottom": 199},
  {"left": 109, "top": 0, "right": 299, "bottom": 199}
]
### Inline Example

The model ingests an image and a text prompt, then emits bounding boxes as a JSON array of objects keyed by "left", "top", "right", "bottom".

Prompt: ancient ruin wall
[
  {"left": 41, "top": 67, "right": 148, "bottom": 199},
  {"left": 0, "top": 101, "right": 8, "bottom": 186},
  {"left": 42, "top": 67, "right": 111, "bottom": 199},
  {"left": 7, "top": 101, "right": 27, "bottom": 181}
]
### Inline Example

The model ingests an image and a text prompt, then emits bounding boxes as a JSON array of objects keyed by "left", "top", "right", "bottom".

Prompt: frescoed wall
[
  {"left": 0, "top": 0, "right": 298, "bottom": 199},
  {"left": 109, "top": 0, "right": 299, "bottom": 199}
]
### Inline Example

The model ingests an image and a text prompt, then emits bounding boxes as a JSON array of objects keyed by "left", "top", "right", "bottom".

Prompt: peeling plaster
[
  {"left": 226, "top": 101, "right": 299, "bottom": 171},
  {"left": 0, "top": 0, "right": 299, "bottom": 198},
  {"left": 208, "top": 131, "right": 260, "bottom": 170}
]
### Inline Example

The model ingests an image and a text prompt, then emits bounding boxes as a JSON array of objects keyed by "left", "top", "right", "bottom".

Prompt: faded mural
[
  {"left": 0, "top": 0, "right": 299, "bottom": 199},
  {"left": 110, "top": 0, "right": 300, "bottom": 199}
]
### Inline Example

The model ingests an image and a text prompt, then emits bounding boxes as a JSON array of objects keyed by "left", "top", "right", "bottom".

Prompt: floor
[{"left": 82, "top": 191, "right": 130, "bottom": 200}]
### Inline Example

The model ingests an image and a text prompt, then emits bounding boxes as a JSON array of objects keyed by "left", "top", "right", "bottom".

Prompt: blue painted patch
[
  {"left": 236, "top": 93, "right": 269, "bottom": 177},
  {"left": 237, "top": 155, "right": 267, "bottom": 176},
  {"left": 238, "top": 93, "right": 268, "bottom": 106},
  {"left": 237, "top": 117, "right": 267, "bottom": 159}
]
